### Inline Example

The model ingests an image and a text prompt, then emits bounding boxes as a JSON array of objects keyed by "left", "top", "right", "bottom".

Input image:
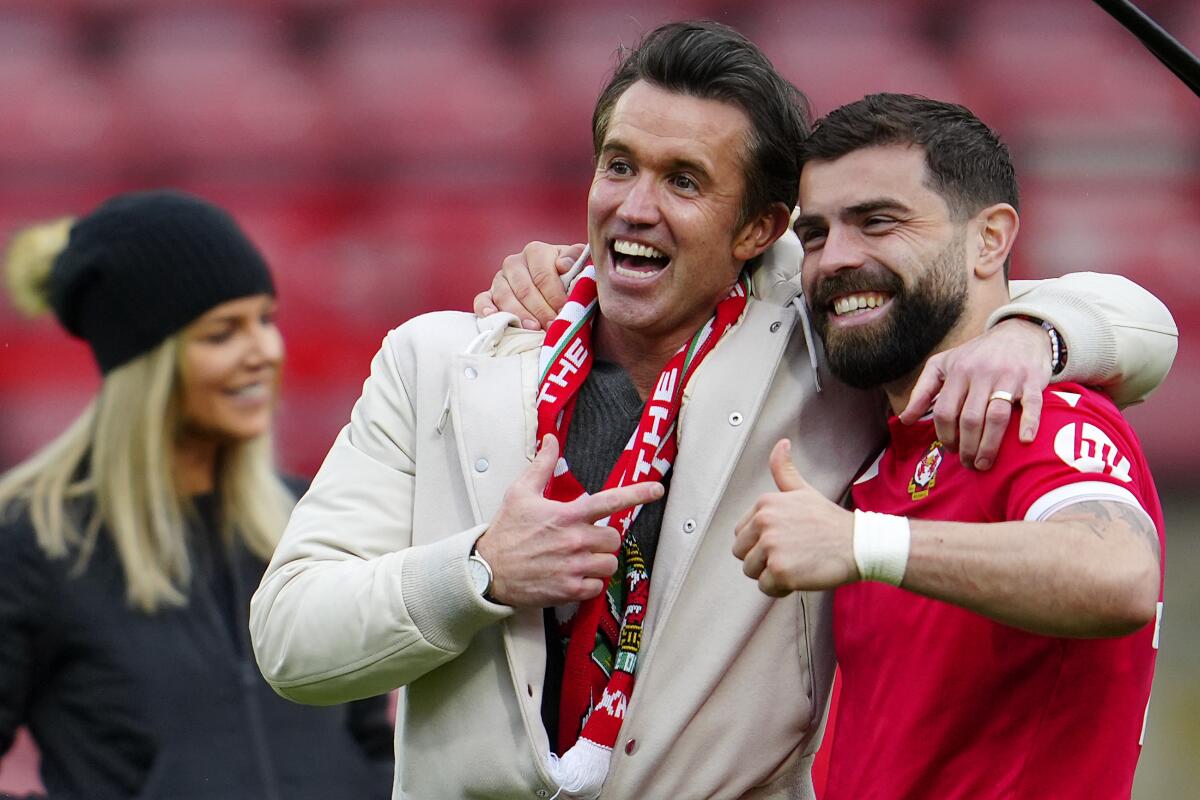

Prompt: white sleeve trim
[{"left": 1024, "top": 480, "right": 1152, "bottom": 525}]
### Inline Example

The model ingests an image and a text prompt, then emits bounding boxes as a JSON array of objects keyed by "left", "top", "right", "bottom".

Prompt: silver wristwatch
[{"left": 468, "top": 550, "right": 494, "bottom": 598}]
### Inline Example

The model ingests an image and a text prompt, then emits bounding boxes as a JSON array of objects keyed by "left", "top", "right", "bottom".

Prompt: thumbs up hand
[
  {"left": 732, "top": 439, "right": 858, "bottom": 597},
  {"left": 475, "top": 434, "right": 664, "bottom": 608}
]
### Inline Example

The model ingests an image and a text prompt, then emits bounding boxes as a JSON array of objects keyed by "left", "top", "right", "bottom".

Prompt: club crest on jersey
[{"left": 908, "top": 440, "right": 945, "bottom": 501}]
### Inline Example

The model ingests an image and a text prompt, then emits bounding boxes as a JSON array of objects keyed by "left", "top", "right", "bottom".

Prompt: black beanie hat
[{"left": 49, "top": 190, "right": 276, "bottom": 374}]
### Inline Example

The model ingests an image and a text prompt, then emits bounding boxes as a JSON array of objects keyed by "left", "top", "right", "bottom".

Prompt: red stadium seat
[
  {"left": 749, "top": 0, "right": 927, "bottom": 39},
  {"left": 0, "top": 329, "right": 97, "bottom": 466},
  {"left": 952, "top": 1, "right": 1198, "bottom": 189},
  {"left": 319, "top": 7, "right": 540, "bottom": 171},
  {"left": 756, "top": 30, "right": 966, "bottom": 118},
  {"left": 1016, "top": 177, "right": 1200, "bottom": 297},
  {"left": 735, "top": 0, "right": 968, "bottom": 116},
  {"left": 0, "top": 9, "right": 126, "bottom": 179},
  {"left": 955, "top": 1, "right": 1189, "bottom": 136},
  {"left": 114, "top": 6, "right": 328, "bottom": 175},
  {"left": 526, "top": 0, "right": 711, "bottom": 163},
  {"left": 278, "top": 187, "right": 573, "bottom": 323}
]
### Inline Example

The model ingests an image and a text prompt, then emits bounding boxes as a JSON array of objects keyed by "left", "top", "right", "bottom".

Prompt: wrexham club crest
[{"left": 908, "top": 440, "right": 945, "bottom": 501}]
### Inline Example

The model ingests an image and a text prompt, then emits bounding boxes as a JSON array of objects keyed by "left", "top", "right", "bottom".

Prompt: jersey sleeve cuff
[{"left": 1024, "top": 480, "right": 1152, "bottom": 526}]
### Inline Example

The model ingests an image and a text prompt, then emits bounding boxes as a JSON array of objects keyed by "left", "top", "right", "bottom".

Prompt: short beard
[{"left": 810, "top": 237, "right": 968, "bottom": 390}]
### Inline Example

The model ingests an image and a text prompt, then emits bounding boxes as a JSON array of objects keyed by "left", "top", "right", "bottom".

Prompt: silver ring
[{"left": 989, "top": 390, "right": 1015, "bottom": 404}]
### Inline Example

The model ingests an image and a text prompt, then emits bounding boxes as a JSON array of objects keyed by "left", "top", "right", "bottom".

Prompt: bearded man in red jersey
[{"left": 734, "top": 93, "right": 1167, "bottom": 800}]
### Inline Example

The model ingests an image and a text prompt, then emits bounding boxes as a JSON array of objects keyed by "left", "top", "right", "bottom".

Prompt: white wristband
[{"left": 853, "top": 510, "right": 911, "bottom": 586}]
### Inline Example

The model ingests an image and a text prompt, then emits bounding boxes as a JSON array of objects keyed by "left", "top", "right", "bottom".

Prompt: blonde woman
[{"left": 0, "top": 191, "right": 392, "bottom": 800}]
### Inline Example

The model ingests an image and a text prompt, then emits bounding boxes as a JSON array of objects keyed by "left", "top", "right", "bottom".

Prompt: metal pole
[{"left": 1091, "top": 0, "right": 1200, "bottom": 97}]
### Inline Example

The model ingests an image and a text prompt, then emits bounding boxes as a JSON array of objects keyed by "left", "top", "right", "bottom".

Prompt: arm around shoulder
[
  {"left": 249, "top": 321, "right": 510, "bottom": 706},
  {"left": 994, "top": 272, "right": 1178, "bottom": 406}
]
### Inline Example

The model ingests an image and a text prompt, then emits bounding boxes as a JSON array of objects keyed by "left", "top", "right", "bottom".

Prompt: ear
[
  {"left": 732, "top": 202, "right": 792, "bottom": 263},
  {"left": 972, "top": 203, "right": 1019, "bottom": 280}
]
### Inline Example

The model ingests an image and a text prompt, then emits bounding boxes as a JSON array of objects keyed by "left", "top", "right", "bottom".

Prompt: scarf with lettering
[{"left": 536, "top": 263, "right": 749, "bottom": 795}]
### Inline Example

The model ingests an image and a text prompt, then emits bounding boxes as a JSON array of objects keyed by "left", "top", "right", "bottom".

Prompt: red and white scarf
[{"left": 538, "top": 263, "right": 749, "bottom": 797}]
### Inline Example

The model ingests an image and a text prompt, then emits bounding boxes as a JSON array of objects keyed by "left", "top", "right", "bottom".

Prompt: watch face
[{"left": 469, "top": 556, "right": 491, "bottom": 596}]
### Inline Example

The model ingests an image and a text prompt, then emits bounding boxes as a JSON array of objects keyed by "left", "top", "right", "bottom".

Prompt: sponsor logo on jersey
[
  {"left": 908, "top": 440, "right": 944, "bottom": 500},
  {"left": 1053, "top": 422, "right": 1133, "bottom": 483}
]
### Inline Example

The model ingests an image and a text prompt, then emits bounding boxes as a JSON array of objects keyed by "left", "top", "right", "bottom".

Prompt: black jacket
[{"left": 0, "top": 493, "right": 393, "bottom": 800}]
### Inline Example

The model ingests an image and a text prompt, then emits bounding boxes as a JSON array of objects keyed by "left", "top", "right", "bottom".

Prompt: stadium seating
[
  {"left": 318, "top": 6, "right": 543, "bottom": 172},
  {"left": 116, "top": 6, "right": 328, "bottom": 174},
  {"left": 0, "top": 0, "right": 1195, "bottom": 500},
  {"left": 0, "top": 8, "right": 126, "bottom": 179}
]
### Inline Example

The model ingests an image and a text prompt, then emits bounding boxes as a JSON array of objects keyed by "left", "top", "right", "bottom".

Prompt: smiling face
[
  {"left": 796, "top": 144, "right": 970, "bottom": 390},
  {"left": 587, "top": 80, "right": 782, "bottom": 359},
  {"left": 178, "top": 294, "right": 282, "bottom": 443}
]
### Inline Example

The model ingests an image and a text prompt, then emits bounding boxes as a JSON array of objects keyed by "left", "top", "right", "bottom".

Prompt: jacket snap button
[
  {"left": 682, "top": 519, "right": 697, "bottom": 534},
  {"left": 624, "top": 738, "right": 637, "bottom": 755},
  {"left": 474, "top": 458, "right": 489, "bottom": 473},
  {"left": 770, "top": 321, "right": 782, "bottom": 332},
  {"left": 536, "top": 790, "right": 549, "bottom": 798},
  {"left": 464, "top": 367, "right": 478, "bottom": 379},
  {"left": 728, "top": 412, "right": 743, "bottom": 426}
]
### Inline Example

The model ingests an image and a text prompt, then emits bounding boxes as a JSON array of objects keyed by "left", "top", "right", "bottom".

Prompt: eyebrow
[
  {"left": 600, "top": 139, "right": 714, "bottom": 184},
  {"left": 197, "top": 305, "right": 274, "bottom": 327},
  {"left": 845, "top": 198, "right": 911, "bottom": 216},
  {"left": 195, "top": 315, "right": 242, "bottom": 328},
  {"left": 793, "top": 197, "right": 913, "bottom": 230},
  {"left": 791, "top": 213, "right": 825, "bottom": 231}
]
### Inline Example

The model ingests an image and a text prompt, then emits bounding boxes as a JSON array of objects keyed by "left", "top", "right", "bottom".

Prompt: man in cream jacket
[{"left": 250, "top": 21, "right": 1177, "bottom": 800}]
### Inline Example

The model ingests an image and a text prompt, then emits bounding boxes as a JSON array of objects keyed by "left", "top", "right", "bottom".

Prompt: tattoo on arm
[{"left": 1057, "top": 500, "right": 1161, "bottom": 564}]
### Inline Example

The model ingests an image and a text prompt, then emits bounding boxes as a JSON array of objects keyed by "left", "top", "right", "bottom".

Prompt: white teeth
[
  {"left": 613, "top": 239, "right": 667, "bottom": 260},
  {"left": 833, "top": 293, "right": 890, "bottom": 316},
  {"left": 227, "top": 383, "right": 267, "bottom": 399},
  {"left": 615, "top": 265, "right": 659, "bottom": 280}
]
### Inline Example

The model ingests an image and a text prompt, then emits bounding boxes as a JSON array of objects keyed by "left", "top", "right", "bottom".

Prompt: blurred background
[{"left": 0, "top": 0, "right": 1195, "bottom": 796}]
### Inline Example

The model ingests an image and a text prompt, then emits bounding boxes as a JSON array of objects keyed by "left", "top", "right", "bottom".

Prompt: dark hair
[
  {"left": 800, "top": 93, "right": 1019, "bottom": 220},
  {"left": 592, "top": 20, "right": 811, "bottom": 225}
]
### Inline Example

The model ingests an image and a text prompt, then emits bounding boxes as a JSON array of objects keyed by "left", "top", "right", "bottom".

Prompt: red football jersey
[{"left": 825, "top": 384, "right": 1164, "bottom": 800}]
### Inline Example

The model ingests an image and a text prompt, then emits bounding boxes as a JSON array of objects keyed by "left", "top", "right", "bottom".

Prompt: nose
[
  {"left": 815, "top": 223, "right": 866, "bottom": 274},
  {"left": 245, "top": 322, "right": 284, "bottom": 368},
  {"left": 616, "top": 174, "right": 662, "bottom": 227}
]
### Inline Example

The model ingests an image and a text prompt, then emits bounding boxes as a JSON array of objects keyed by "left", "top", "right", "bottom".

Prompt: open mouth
[
  {"left": 611, "top": 238, "right": 670, "bottom": 280},
  {"left": 831, "top": 291, "right": 893, "bottom": 317},
  {"left": 223, "top": 381, "right": 270, "bottom": 401}
]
